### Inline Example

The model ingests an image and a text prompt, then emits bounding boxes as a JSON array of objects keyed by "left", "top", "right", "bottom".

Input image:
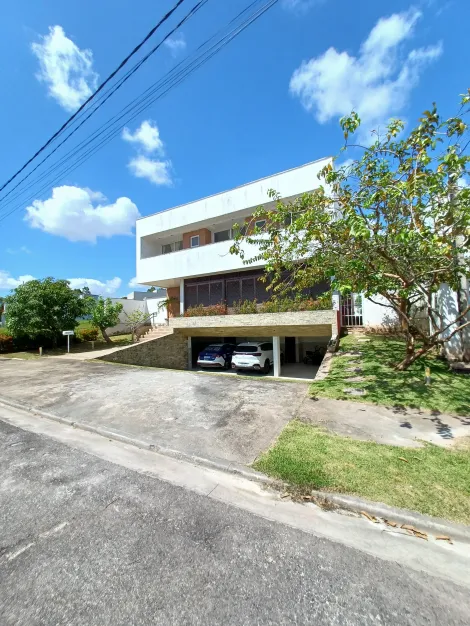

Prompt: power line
[
  {"left": 0, "top": 0, "right": 279, "bottom": 224},
  {"left": 0, "top": 0, "right": 209, "bottom": 206},
  {"left": 0, "top": 0, "right": 190, "bottom": 195}
]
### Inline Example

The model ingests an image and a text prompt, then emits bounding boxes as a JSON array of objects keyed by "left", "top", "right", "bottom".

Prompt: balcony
[{"left": 137, "top": 238, "right": 266, "bottom": 287}]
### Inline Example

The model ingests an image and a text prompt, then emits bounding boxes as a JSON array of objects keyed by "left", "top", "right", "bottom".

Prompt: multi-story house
[{"left": 103, "top": 159, "right": 388, "bottom": 377}]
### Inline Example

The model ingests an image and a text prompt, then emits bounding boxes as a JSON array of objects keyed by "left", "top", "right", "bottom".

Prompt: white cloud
[
  {"left": 128, "top": 156, "right": 173, "bottom": 186},
  {"left": 67, "top": 277, "right": 122, "bottom": 296},
  {"left": 0, "top": 272, "right": 122, "bottom": 296},
  {"left": 6, "top": 246, "right": 32, "bottom": 255},
  {"left": 289, "top": 8, "right": 442, "bottom": 137},
  {"left": 24, "top": 186, "right": 140, "bottom": 243},
  {"left": 122, "top": 120, "right": 165, "bottom": 154},
  {"left": 128, "top": 277, "right": 143, "bottom": 288},
  {"left": 0, "top": 271, "right": 35, "bottom": 291},
  {"left": 31, "top": 25, "right": 99, "bottom": 112},
  {"left": 164, "top": 33, "right": 186, "bottom": 56}
]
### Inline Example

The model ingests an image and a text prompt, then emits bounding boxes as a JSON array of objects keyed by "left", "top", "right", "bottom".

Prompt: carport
[{"left": 170, "top": 310, "right": 337, "bottom": 379}]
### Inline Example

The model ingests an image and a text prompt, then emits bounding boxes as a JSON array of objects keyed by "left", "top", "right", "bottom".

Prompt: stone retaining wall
[{"left": 99, "top": 331, "right": 187, "bottom": 370}]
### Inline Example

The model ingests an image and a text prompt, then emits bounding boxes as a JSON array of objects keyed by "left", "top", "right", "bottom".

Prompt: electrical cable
[
  {"left": 0, "top": 0, "right": 190, "bottom": 194},
  {"left": 0, "top": 0, "right": 278, "bottom": 223}
]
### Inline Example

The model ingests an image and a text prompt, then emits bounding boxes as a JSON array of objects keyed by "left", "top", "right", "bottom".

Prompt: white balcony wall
[
  {"left": 137, "top": 239, "right": 266, "bottom": 287},
  {"left": 136, "top": 158, "right": 332, "bottom": 241}
]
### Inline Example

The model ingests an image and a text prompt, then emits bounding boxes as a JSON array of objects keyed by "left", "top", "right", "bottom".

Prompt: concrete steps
[{"left": 137, "top": 326, "right": 173, "bottom": 343}]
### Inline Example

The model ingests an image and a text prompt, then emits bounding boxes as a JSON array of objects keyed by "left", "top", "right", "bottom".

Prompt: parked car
[
  {"left": 232, "top": 342, "right": 274, "bottom": 373},
  {"left": 197, "top": 343, "right": 236, "bottom": 369}
]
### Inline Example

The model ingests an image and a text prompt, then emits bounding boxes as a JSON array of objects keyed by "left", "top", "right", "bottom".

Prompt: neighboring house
[{"left": 126, "top": 289, "right": 166, "bottom": 300}]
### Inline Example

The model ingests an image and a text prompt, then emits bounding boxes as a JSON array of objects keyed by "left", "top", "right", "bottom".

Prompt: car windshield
[
  {"left": 235, "top": 345, "right": 259, "bottom": 352},
  {"left": 203, "top": 345, "right": 223, "bottom": 353}
]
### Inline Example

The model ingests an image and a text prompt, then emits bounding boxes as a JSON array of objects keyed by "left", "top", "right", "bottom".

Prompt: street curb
[
  {"left": 0, "top": 395, "right": 271, "bottom": 485},
  {"left": 310, "top": 490, "right": 470, "bottom": 544},
  {"left": 1, "top": 394, "right": 469, "bottom": 543}
]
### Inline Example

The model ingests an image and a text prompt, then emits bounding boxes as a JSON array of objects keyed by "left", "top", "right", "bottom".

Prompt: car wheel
[{"left": 263, "top": 359, "right": 270, "bottom": 374}]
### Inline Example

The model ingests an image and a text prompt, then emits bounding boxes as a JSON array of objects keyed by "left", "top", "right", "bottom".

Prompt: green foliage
[
  {"left": 5, "top": 278, "right": 86, "bottom": 344},
  {"left": 231, "top": 91, "right": 470, "bottom": 369},
  {"left": 259, "top": 295, "right": 332, "bottom": 313},
  {"left": 232, "top": 299, "right": 259, "bottom": 314},
  {"left": 85, "top": 297, "right": 123, "bottom": 342},
  {"left": 184, "top": 303, "right": 227, "bottom": 317},
  {"left": 78, "top": 327, "right": 99, "bottom": 342}
]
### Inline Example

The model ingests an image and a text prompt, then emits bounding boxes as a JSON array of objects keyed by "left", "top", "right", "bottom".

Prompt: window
[
  {"left": 261, "top": 342, "right": 273, "bottom": 351},
  {"left": 214, "top": 229, "right": 232, "bottom": 243},
  {"left": 255, "top": 219, "right": 266, "bottom": 231},
  {"left": 190, "top": 235, "right": 200, "bottom": 248},
  {"left": 162, "top": 241, "right": 183, "bottom": 255}
]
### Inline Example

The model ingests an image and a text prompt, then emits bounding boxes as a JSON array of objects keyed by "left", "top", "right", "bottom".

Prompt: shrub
[
  {"left": 259, "top": 295, "right": 332, "bottom": 313},
  {"left": 0, "top": 333, "right": 13, "bottom": 353},
  {"left": 184, "top": 303, "right": 227, "bottom": 317},
  {"left": 231, "top": 299, "right": 259, "bottom": 314},
  {"left": 79, "top": 327, "right": 100, "bottom": 341}
]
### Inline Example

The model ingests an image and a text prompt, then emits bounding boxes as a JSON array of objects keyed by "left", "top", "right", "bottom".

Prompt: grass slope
[{"left": 311, "top": 334, "right": 470, "bottom": 416}]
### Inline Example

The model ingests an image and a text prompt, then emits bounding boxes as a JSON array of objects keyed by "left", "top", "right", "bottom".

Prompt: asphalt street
[{"left": 1, "top": 417, "right": 469, "bottom": 626}]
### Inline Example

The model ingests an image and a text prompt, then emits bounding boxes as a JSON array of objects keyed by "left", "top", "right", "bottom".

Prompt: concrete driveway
[{"left": 0, "top": 359, "right": 307, "bottom": 465}]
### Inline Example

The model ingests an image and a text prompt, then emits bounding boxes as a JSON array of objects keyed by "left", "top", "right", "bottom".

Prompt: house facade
[{"left": 101, "top": 159, "right": 393, "bottom": 376}]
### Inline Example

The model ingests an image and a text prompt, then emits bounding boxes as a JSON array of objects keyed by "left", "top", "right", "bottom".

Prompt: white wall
[
  {"left": 136, "top": 158, "right": 332, "bottom": 240},
  {"left": 362, "top": 295, "right": 398, "bottom": 327},
  {"left": 137, "top": 237, "right": 267, "bottom": 286},
  {"left": 146, "top": 297, "right": 168, "bottom": 325},
  {"left": 436, "top": 283, "right": 470, "bottom": 361}
]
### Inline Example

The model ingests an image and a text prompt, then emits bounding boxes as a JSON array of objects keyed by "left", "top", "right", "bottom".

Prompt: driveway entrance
[{"left": 0, "top": 359, "right": 307, "bottom": 465}]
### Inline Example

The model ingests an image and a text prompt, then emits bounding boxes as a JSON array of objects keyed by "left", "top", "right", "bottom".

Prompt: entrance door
[{"left": 285, "top": 337, "right": 296, "bottom": 363}]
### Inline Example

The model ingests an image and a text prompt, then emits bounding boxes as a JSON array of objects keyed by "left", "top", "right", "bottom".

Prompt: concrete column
[
  {"left": 187, "top": 336, "right": 192, "bottom": 370},
  {"left": 179, "top": 279, "right": 185, "bottom": 316},
  {"left": 273, "top": 336, "right": 281, "bottom": 378}
]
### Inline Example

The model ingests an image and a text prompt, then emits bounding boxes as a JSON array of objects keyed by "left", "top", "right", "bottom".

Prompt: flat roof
[{"left": 137, "top": 157, "right": 332, "bottom": 222}]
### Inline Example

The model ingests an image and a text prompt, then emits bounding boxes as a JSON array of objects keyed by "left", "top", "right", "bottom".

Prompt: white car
[{"left": 231, "top": 342, "right": 274, "bottom": 373}]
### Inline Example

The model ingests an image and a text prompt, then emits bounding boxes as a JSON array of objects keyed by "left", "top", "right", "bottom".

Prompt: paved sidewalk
[{"left": 298, "top": 396, "right": 470, "bottom": 448}]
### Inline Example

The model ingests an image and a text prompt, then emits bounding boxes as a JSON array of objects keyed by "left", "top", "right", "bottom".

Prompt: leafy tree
[
  {"left": 231, "top": 92, "right": 470, "bottom": 370},
  {"left": 5, "top": 278, "right": 86, "bottom": 346},
  {"left": 124, "top": 309, "right": 150, "bottom": 342},
  {"left": 147, "top": 286, "right": 156, "bottom": 292},
  {"left": 86, "top": 297, "right": 123, "bottom": 344}
]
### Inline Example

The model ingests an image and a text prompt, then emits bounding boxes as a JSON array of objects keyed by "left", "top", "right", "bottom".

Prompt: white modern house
[
  {"left": 109, "top": 159, "right": 352, "bottom": 376},
  {"left": 99, "top": 158, "right": 470, "bottom": 373}
]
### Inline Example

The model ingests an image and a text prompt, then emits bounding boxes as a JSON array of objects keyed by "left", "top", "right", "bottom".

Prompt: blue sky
[{"left": 0, "top": 0, "right": 468, "bottom": 296}]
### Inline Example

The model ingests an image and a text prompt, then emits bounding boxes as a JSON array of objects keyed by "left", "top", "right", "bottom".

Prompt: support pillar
[
  {"left": 179, "top": 279, "right": 185, "bottom": 316},
  {"left": 187, "top": 336, "right": 192, "bottom": 370},
  {"left": 273, "top": 336, "right": 281, "bottom": 378}
]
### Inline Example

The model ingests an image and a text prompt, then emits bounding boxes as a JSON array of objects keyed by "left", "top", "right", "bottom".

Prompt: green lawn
[
  {"left": 254, "top": 420, "right": 470, "bottom": 524},
  {"left": 311, "top": 334, "right": 470, "bottom": 416},
  {"left": 0, "top": 324, "right": 132, "bottom": 359}
]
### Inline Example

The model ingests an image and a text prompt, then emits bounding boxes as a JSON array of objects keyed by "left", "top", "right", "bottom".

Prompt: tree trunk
[
  {"left": 394, "top": 344, "right": 433, "bottom": 371},
  {"left": 101, "top": 327, "right": 112, "bottom": 344}
]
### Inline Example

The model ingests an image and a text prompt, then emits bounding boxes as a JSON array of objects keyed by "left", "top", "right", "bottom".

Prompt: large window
[
  {"left": 190, "top": 235, "right": 200, "bottom": 248},
  {"left": 185, "top": 281, "right": 224, "bottom": 307},
  {"left": 214, "top": 229, "right": 232, "bottom": 243}
]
